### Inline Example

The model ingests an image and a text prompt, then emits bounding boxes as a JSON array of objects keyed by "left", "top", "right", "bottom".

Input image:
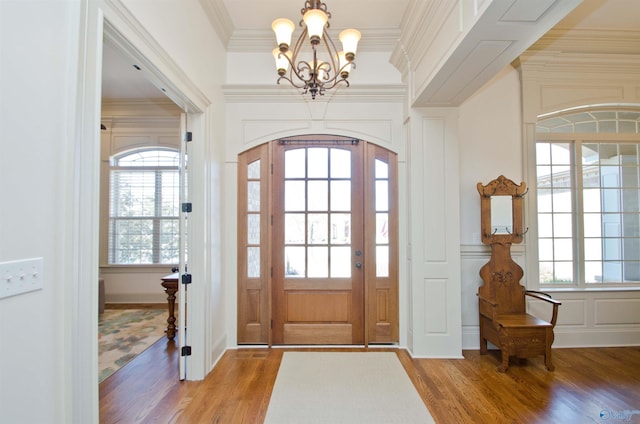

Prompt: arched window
[
  {"left": 535, "top": 108, "right": 640, "bottom": 286},
  {"left": 108, "top": 148, "right": 180, "bottom": 264}
]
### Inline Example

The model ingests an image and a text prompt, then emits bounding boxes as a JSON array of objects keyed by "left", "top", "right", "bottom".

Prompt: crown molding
[
  {"left": 227, "top": 28, "right": 401, "bottom": 53},
  {"left": 222, "top": 84, "right": 406, "bottom": 103},
  {"left": 199, "top": 0, "right": 235, "bottom": 47},
  {"left": 199, "top": 0, "right": 401, "bottom": 52},
  {"left": 518, "top": 50, "right": 640, "bottom": 75},
  {"left": 529, "top": 29, "right": 640, "bottom": 55},
  {"left": 392, "top": 0, "right": 452, "bottom": 71}
]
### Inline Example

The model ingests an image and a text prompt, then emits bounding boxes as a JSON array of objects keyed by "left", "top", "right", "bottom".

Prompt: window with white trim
[
  {"left": 109, "top": 148, "right": 180, "bottom": 264},
  {"left": 535, "top": 109, "right": 640, "bottom": 286}
]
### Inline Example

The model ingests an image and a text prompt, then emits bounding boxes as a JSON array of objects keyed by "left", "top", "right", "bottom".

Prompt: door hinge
[
  {"left": 181, "top": 346, "right": 192, "bottom": 356},
  {"left": 181, "top": 273, "right": 192, "bottom": 284},
  {"left": 182, "top": 202, "right": 192, "bottom": 213},
  {"left": 270, "top": 320, "right": 273, "bottom": 329},
  {"left": 270, "top": 267, "right": 273, "bottom": 277},
  {"left": 184, "top": 132, "right": 192, "bottom": 142}
]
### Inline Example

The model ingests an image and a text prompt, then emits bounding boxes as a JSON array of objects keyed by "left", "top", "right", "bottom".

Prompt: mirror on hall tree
[
  {"left": 490, "top": 195, "right": 512, "bottom": 234},
  {"left": 477, "top": 175, "right": 526, "bottom": 244}
]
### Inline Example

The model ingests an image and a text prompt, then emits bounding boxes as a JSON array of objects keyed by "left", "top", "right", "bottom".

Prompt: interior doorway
[
  {"left": 237, "top": 135, "right": 399, "bottom": 345},
  {"left": 100, "top": 22, "right": 192, "bottom": 382}
]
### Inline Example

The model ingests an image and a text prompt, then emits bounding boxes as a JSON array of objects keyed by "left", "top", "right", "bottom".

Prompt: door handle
[{"left": 355, "top": 262, "right": 362, "bottom": 269}]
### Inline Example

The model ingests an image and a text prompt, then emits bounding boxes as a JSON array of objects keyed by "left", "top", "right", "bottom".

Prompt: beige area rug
[
  {"left": 98, "top": 308, "right": 167, "bottom": 383},
  {"left": 264, "top": 352, "right": 435, "bottom": 424}
]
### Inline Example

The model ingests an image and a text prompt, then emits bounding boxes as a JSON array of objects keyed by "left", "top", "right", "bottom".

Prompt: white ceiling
[
  {"left": 102, "top": 41, "right": 165, "bottom": 100},
  {"left": 222, "top": 0, "right": 410, "bottom": 30},
  {"left": 101, "top": 0, "right": 640, "bottom": 101},
  {"left": 554, "top": 0, "right": 640, "bottom": 29}
]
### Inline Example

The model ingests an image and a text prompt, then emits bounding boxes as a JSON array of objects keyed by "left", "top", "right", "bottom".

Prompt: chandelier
[{"left": 271, "top": 0, "right": 361, "bottom": 99}]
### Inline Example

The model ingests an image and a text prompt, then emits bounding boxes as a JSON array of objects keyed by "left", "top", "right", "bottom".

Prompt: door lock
[{"left": 355, "top": 262, "right": 362, "bottom": 269}]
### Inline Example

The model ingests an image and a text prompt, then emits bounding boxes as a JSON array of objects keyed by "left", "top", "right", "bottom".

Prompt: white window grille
[
  {"left": 108, "top": 148, "right": 180, "bottom": 264},
  {"left": 535, "top": 109, "right": 640, "bottom": 286}
]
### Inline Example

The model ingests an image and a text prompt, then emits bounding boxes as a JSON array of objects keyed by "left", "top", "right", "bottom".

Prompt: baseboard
[
  {"left": 205, "top": 334, "right": 228, "bottom": 378},
  {"left": 553, "top": 328, "right": 640, "bottom": 348},
  {"left": 104, "top": 303, "right": 167, "bottom": 309},
  {"left": 105, "top": 293, "right": 167, "bottom": 304},
  {"left": 462, "top": 324, "right": 640, "bottom": 349}
]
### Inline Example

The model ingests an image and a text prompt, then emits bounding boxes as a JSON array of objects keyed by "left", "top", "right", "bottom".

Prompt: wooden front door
[
  {"left": 237, "top": 137, "right": 398, "bottom": 346},
  {"left": 271, "top": 140, "right": 364, "bottom": 344}
]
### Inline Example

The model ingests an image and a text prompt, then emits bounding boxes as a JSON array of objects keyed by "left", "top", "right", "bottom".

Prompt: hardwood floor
[{"left": 100, "top": 342, "right": 640, "bottom": 423}]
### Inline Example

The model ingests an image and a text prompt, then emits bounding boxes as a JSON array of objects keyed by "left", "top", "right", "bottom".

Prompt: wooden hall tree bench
[
  {"left": 476, "top": 176, "right": 561, "bottom": 372},
  {"left": 477, "top": 257, "right": 561, "bottom": 372}
]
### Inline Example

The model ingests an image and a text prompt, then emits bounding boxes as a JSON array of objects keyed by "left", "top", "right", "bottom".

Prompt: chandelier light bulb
[
  {"left": 272, "top": 18, "right": 295, "bottom": 51},
  {"left": 339, "top": 29, "right": 361, "bottom": 61},
  {"left": 338, "top": 51, "right": 351, "bottom": 78},
  {"left": 273, "top": 48, "right": 291, "bottom": 76},
  {"left": 315, "top": 61, "right": 327, "bottom": 81},
  {"left": 303, "top": 9, "right": 328, "bottom": 44}
]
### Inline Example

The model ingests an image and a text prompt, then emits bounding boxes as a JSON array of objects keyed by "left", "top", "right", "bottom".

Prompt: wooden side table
[{"left": 160, "top": 273, "right": 179, "bottom": 340}]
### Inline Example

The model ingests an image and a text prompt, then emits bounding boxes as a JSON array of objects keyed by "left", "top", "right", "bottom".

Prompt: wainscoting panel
[
  {"left": 595, "top": 299, "right": 640, "bottom": 326},
  {"left": 421, "top": 117, "right": 446, "bottom": 263},
  {"left": 528, "top": 298, "right": 586, "bottom": 327},
  {"left": 424, "top": 278, "right": 448, "bottom": 334}
]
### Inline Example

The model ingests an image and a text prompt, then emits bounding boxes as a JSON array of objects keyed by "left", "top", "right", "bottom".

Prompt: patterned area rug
[{"left": 98, "top": 308, "right": 167, "bottom": 383}]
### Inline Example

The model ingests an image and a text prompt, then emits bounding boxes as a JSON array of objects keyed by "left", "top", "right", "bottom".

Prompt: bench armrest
[
  {"left": 525, "top": 290, "right": 562, "bottom": 305},
  {"left": 477, "top": 293, "right": 500, "bottom": 328},
  {"left": 525, "top": 290, "right": 561, "bottom": 326}
]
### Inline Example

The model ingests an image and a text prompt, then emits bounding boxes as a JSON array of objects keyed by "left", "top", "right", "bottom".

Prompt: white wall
[
  {"left": 0, "top": 1, "right": 82, "bottom": 422},
  {"left": 2, "top": 0, "right": 228, "bottom": 421},
  {"left": 457, "top": 66, "right": 524, "bottom": 348},
  {"left": 459, "top": 66, "right": 523, "bottom": 245}
]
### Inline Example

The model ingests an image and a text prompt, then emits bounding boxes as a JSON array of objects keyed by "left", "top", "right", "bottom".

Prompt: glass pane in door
[
  {"left": 283, "top": 147, "right": 353, "bottom": 278},
  {"left": 375, "top": 159, "right": 390, "bottom": 277}
]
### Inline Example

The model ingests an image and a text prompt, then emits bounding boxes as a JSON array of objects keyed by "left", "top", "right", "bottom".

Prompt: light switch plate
[{"left": 0, "top": 258, "right": 43, "bottom": 299}]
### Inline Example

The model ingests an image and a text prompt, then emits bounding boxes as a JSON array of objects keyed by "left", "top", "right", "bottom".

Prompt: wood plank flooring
[{"left": 100, "top": 341, "right": 640, "bottom": 423}]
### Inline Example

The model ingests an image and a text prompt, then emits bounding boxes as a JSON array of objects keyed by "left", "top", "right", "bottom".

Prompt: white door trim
[{"left": 73, "top": 1, "right": 210, "bottom": 421}]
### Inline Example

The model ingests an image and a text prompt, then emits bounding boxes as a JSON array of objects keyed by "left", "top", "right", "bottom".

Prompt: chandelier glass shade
[{"left": 271, "top": 0, "right": 361, "bottom": 99}]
